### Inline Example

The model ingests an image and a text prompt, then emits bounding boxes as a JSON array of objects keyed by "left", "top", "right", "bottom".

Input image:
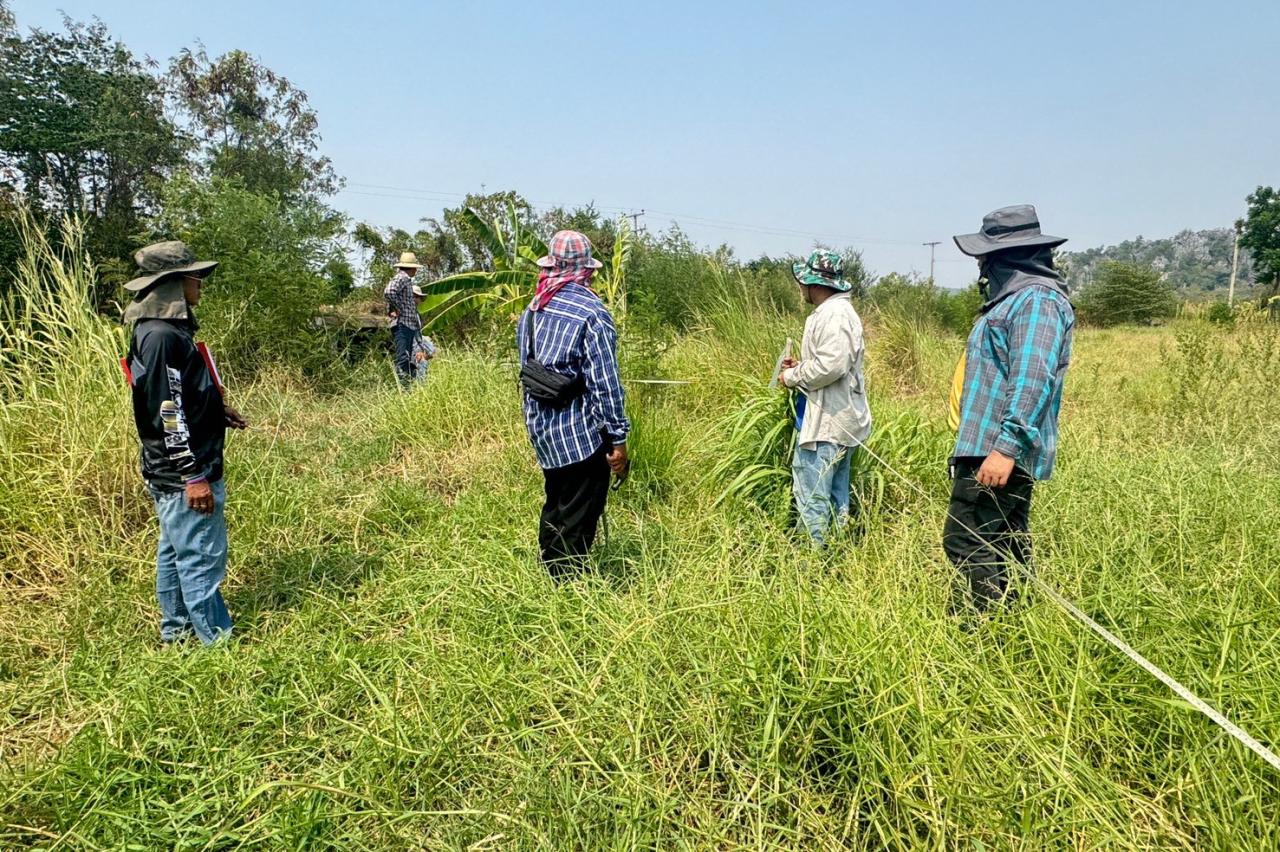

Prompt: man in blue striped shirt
[
  {"left": 944, "top": 206, "right": 1075, "bottom": 611},
  {"left": 517, "top": 230, "right": 629, "bottom": 576}
]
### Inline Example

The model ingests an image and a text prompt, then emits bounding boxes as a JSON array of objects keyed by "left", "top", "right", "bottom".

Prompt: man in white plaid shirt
[{"left": 384, "top": 252, "right": 423, "bottom": 386}]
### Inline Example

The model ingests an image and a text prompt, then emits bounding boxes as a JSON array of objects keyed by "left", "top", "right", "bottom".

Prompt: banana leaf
[{"left": 419, "top": 269, "right": 536, "bottom": 297}]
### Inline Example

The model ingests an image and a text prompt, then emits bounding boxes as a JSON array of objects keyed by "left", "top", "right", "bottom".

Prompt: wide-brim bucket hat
[
  {"left": 953, "top": 204, "right": 1067, "bottom": 257},
  {"left": 536, "top": 230, "right": 603, "bottom": 269},
  {"left": 792, "top": 249, "right": 852, "bottom": 292},
  {"left": 124, "top": 240, "right": 217, "bottom": 292}
]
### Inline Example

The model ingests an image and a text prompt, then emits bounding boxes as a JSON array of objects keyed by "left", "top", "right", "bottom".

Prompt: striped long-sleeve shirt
[
  {"left": 953, "top": 283, "right": 1074, "bottom": 480},
  {"left": 517, "top": 284, "right": 629, "bottom": 469}
]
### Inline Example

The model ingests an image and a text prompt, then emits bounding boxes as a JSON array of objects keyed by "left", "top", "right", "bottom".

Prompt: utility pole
[
  {"left": 626, "top": 209, "right": 645, "bottom": 234},
  {"left": 922, "top": 241, "right": 941, "bottom": 284},
  {"left": 1228, "top": 224, "right": 1241, "bottom": 308}
]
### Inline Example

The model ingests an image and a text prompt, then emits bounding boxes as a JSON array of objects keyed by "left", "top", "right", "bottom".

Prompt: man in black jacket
[{"left": 122, "top": 242, "right": 247, "bottom": 646}]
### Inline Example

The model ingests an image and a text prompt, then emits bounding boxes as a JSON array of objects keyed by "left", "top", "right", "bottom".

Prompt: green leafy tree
[
  {"left": 151, "top": 174, "right": 347, "bottom": 378},
  {"left": 352, "top": 219, "right": 463, "bottom": 288},
  {"left": 0, "top": 12, "right": 183, "bottom": 301},
  {"left": 168, "top": 46, "right": 339, "bottom": 200},
  {"left": 441, "top": 190, "right": 535, "bottom": 269},
  {"left": 1238, "top": 186, "right": 1280, "bottom": 302},
  {"left": 1075, "top": 260, "right": 1176, "bottom": 327}
]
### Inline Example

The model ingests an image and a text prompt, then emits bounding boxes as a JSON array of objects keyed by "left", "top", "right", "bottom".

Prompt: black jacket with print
[{"left": 128, "top": 318, "right": 226, "bottom": 491}]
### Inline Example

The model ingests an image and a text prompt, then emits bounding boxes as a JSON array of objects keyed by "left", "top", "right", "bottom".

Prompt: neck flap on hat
[
  {"left": 122, "top": 278, "right": 194, "bottom": 326},
  {"left": 978, "top": 245, "right": 1067, "bottom": 310}
]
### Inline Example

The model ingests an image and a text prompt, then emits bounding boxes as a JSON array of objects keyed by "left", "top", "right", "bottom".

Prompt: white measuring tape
[{"left": 785, "top": 379, "right": 1280, "bottom": 774}]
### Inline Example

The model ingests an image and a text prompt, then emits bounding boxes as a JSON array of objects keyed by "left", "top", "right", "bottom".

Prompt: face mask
[{"left": 977, "top": 256, "right": 993, "bottom": 299}]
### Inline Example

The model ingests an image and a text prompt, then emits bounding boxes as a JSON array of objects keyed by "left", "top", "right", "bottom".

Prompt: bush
[
  {"left": 1075, "top": 260, "right": 1175, "bottom": 327},
  {"left": 866, "top": 273, "right": 981, "bottom": 335},
  {"left": 149, "top": 175, "right": 350, "bottom": 381},
  {"left": 1205, "top": 301, "right": 1235, "bottom": 325}
]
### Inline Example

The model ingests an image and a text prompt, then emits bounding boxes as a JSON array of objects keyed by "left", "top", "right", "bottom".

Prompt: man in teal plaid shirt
[{"left": 945, "top": 206, "right": 1075, "bottom": 612}]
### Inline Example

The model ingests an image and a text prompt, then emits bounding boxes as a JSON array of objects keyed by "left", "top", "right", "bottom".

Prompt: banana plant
[{"left": 419, "top": 204, "right": 634, "bottom": 329}]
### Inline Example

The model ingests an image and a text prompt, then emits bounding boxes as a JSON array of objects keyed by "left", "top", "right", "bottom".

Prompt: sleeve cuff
[
  {"left": 992, "top": 433, "right": 1023, "bottom": 460},
  {"left": 781, "top": 368, "right": 796, "bottom": 388}
]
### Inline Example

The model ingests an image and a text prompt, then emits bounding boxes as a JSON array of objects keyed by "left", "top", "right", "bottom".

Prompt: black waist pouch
[{"left": 520, "top": 310, "right": 585, "bottom": 408}]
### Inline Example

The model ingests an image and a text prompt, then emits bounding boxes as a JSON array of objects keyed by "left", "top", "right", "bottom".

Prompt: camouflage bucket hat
[
  {"left": 792, "top": 250, "right": 851, "bottom": 292},
  {"left": 124, "top": 241, "right": 218, "bottom": 293}
]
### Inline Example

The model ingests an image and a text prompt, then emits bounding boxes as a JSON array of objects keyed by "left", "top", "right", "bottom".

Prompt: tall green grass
[{"left": 2, "top": 223, "right": 1280, "bottom": 848}]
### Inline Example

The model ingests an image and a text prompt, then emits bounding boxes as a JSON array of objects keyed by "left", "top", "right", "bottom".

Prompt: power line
[{"left": 336, "top": 182, "right": 923, "bottom": 248}]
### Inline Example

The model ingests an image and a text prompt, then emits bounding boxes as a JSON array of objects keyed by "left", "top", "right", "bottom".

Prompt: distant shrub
[
  {"left": 1075, "top": 261, "right": 1176, "bottom": 327},
  {"left": 1205, "top": 301, "right": 1235, "bottom": 325},
  {"left": 866, "top": 273, "right": 981, "bottom": 335}
]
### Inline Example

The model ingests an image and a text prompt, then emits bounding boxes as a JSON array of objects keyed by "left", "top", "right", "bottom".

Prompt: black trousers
[
  {"left": 539, "top": 445, "right": 611, "bottom": 576},
  {"left": 942, "top": 459, "right": 1034, "bottom": 610}
]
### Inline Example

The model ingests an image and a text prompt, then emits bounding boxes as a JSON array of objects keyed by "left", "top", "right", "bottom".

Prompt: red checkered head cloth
[
  {"left": 531, "top": 230, "right": 603, "bottom": 310},
  {"left": 537, "top": 230, "right": 604, "bottom": 270}
]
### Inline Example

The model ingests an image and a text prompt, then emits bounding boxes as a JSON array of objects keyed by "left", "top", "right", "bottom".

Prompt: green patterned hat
[{"left": 791, "top": 250, "right": 851, "bottom": 292}]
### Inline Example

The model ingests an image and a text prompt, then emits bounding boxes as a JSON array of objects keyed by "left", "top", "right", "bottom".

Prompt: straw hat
[{"left": 396, "top": 251, "right": 423, "bottom": 270}]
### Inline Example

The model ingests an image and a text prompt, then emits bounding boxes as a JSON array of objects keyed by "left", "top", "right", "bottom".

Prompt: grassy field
[{"left": 2, "top": 235, "right": 1280, "bottom": 848}]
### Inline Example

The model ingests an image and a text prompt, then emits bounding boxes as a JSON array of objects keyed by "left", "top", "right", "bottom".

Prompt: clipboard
[{"left": 768, "top": 337, "right": 793, "bottom": 389}]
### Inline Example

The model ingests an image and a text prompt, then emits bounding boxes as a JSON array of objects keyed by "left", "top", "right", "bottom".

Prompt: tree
[
  {"left": 441, "top": 190, "right": 535, "bottom": 269},
  {"left": 1075, "top": 260, "right": 1176, "bottom": 327},
  {"left": 150, "top": 174, "right": 348, "bottom": 378},
  {"left": 352, "top": 219, "right": 463, "bottom": 288},
  {"left": 1238, "top": 186, "right": 1280, "bottom": 302},
  {"left": 0, "top": 13, "right": 183, "bottom": 300},
  {"left": 168, "top": 47, "right": 339, "bottom": 200}
]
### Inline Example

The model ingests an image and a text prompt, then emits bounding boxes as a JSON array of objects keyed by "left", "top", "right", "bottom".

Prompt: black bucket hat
[
  {"left": 124, "top": 241, "right": 218, "bottom": 293},
  {"left": 953, "top": 205, "right": 1067, "bottom": 257}
]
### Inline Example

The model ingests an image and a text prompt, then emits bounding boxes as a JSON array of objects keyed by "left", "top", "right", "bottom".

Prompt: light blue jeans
[
  {"left": 149, "top": 479, "right": 233, "bottom": 645},
  {"left": 792, "top": 440, "right": 854, "bottom": 547}
]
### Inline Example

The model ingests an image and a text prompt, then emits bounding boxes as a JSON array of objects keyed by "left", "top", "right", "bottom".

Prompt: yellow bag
[{"left": 948, "top": 352, "right": 965, "bottom": 433}]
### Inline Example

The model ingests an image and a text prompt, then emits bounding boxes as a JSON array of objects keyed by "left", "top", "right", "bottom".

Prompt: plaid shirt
[
  {"left": 384, "top": 271, "right": 421, "bottom": 330},
  {"left": 517, "top": 284, "right": 629, "bottom": 469},
  {"left": 954, "top": 284, "right": 1074, "bottom": 480}
]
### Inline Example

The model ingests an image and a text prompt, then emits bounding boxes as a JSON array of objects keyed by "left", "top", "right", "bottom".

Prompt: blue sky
[{"left": 12, "top": 0, "right": 1279, "bottom": 287}]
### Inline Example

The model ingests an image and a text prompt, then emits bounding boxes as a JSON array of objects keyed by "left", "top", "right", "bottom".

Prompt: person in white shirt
[{"left": 780, "top": 250, "right": 872, "bottom": 547}]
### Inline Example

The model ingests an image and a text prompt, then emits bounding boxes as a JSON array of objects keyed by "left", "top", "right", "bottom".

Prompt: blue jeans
[
  {"left": 792, "top": 440, "right": 853, "bottom": 547},
  {"left": 393, "top": 324, "right": 417, "bottom": 384},
  {"left": 149, "top": 479, "right": 232, "bottom": 645}
]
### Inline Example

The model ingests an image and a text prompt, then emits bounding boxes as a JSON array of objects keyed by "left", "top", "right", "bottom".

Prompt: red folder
[{"left": 197, "top": 342, "right": 225, "bottom": 399}]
